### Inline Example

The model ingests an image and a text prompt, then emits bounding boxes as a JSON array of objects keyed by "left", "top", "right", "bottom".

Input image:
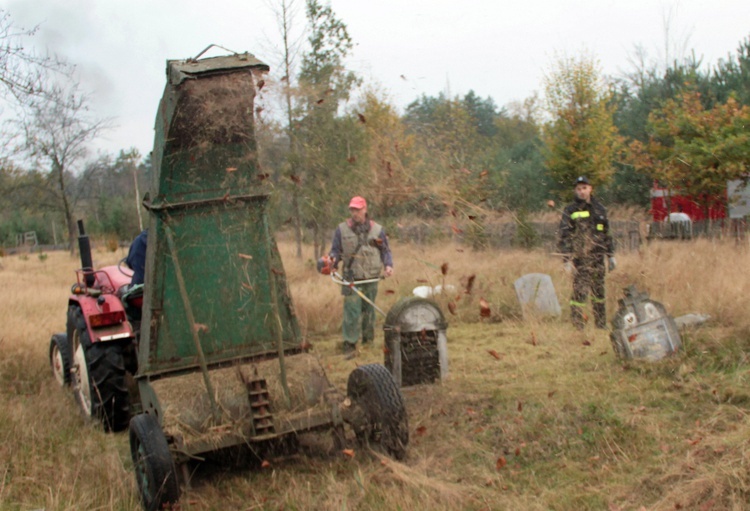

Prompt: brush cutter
[{"left": 330, "top": 270, "right": 387, "bottom": 317}]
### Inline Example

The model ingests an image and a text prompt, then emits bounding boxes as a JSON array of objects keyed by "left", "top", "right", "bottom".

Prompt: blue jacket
[{"left": 126, "top": 229, "right": 148, "bottom": 285}]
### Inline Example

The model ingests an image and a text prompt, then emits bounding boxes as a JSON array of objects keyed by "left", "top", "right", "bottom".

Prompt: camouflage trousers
[{"left": 570, "top": 256, "right": 606, "bottom": 330}]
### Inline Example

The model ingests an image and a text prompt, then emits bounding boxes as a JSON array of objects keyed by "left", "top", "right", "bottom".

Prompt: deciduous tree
[
  {"left": 542, "top": 52, "right": 621, "bottom": 199},
  {"left": 296, "top": 0, "right": 360, "bottom": 258},
  {"left": 628, "top": 88, "right": 750, "bottom": 216},
  {"left": 12, "top": 81, "right": 111, "bottom": 251}
]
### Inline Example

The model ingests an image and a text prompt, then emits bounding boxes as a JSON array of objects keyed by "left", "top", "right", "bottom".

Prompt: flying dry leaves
[
  {"left": 479, "top": 297, "right": 491, "bottom": 318},
  {"left": 385, "top": 161, "right": 393, "bottom": 178},
  {"left": 529, "top": 331, "right": 537, "bottom": 346},
  {"left": 464, "top": 274, "right": 476, "bottom": 295},
  {"left": 447, "top": 301, "right": 457, "bottom": 315},
  {"left": 487, "top": 349, "right": 501, "bottom": 360}
]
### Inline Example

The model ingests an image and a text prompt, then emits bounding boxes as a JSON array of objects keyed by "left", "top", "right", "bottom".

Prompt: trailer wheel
[
  {"left": 71, "top": 307, "right": 130, "bottom": 432},
  {"left": 347, "top": 364, "right": 409, "bottom": 460},
  {"left": 49, "top": 333, "right": 72, "bottom": 387},
  {"left": 129, "top": 413, "right": 180, "bottom": 511}
]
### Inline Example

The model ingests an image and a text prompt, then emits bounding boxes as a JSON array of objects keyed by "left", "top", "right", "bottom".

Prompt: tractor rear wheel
[
  {"left": 49, "top": 333, "right": 72, "bottom": 387},
  {"left": 70, "top": 307, "right": 130, "bottom": 432},
  {"left": 129, "top": 413, "right": 180, "bottom": 511},
  {"left": 347, "top": 364, "right": 409, "bottom": 460}
]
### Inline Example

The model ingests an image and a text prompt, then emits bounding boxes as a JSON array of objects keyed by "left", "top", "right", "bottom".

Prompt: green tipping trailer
[{"left": 128, "top": 50, "right": 408, "bottom": 511}]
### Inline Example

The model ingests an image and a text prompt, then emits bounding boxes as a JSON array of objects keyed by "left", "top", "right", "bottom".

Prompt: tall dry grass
[
  {"left": 287, "top": 237, "right": 750, "bottom": 337},
  {"left": 1, "top": 238, "right": 750, "bottom": 510}
]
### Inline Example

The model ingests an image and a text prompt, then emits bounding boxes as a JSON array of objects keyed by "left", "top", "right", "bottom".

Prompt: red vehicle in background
[
  {"left": 648, "top": 183, "right": 728, "bottom": 240},
  {"left": 649, "top": 183, "right": 727, "bottom": 222}
]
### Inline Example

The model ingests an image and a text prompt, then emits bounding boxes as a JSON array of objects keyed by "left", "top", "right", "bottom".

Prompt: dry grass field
[{"left": 2, "top": 237, "right": 750, "bottom": 510}]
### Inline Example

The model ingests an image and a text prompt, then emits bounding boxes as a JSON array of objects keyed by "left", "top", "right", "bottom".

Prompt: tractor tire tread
[
  {"left": 347, "top": 363, "right": 409, "bottom": 460},
  {"left": 129, "top": 414, "right": 180, "bottom": 511}
]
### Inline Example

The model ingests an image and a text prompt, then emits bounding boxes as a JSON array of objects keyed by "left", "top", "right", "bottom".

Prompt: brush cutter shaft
[{"left": 331, "top": 272, "right": 386, "bottom": 317}]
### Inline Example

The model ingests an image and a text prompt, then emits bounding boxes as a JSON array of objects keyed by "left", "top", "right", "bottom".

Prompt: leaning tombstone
[
  {"left": 513, "top": 273, "right": 561, "bottom": 319},
  {"left": 610, "top": 286, "right": 682, "bottom": 361}
]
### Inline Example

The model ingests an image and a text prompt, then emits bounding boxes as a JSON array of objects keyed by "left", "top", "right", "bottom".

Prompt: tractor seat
[{"left": 118, "top": 283, "right": 144, "bottom": 309}]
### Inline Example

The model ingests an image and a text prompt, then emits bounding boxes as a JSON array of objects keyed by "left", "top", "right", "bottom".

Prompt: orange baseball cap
[{"left": 348, "top": 196, "right": 367, "bottom": 209}]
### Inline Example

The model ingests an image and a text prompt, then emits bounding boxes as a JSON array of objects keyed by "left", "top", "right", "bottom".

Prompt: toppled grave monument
[{"left": 610, "top": 286, "right": 682, "bottom": 361}]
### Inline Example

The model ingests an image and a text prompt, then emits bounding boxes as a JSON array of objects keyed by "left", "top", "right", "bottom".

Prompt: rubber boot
[{"left": 593, "top": 301, "right": 607, "bottom": 329}]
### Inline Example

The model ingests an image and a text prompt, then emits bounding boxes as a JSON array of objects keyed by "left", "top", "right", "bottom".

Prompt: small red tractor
[{"left": 49, "top": 219, "right": 141, "bottom": 432}]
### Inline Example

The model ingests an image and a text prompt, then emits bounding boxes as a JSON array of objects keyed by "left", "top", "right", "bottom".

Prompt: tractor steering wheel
[{"left": 118, "top": 257, "right": 134, "bottom": 277}]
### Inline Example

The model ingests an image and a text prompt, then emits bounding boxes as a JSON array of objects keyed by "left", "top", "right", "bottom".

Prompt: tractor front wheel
[
  {"left": 49, "top": 333, "right": 72, "bottom": 387},
  {"left": 347, "top": 363, "right": 409, "bottom": 460},
  {"left": 129, "top": 413, "right": 180, "bottom": 511}
]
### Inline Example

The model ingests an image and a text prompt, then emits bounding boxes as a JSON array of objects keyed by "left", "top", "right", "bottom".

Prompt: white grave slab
[{"left": 514, "top": 273, "right": 561, "bottom": 319}]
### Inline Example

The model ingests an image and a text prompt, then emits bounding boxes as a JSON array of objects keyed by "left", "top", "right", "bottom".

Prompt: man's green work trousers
[{"left": 343, "top": 281, "right": 379, "bottom": 347}]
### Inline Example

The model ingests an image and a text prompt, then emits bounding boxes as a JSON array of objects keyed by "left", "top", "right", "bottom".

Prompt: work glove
[
  {"left": 608, "top": 256, "right": 617, "bottom": 272},
  {"left": 563, "top": 261, "right": 574, "bottom": 274}
]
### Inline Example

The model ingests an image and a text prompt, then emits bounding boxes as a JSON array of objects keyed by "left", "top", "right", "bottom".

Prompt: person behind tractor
[
  {"left": 557, "top": 176, "right": 616, "bottom": 330},
  {"left": 123, "top": 228, "right": 148, "bottom": 322},
  {"left": 125, "top": 229, "right": 148, "bottom": 286},
  {"left": 325, "top": 196, "right": 393, "bottom": 354}
]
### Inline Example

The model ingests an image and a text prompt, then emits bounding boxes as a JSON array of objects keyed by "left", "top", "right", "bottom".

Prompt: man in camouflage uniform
[
  {"left": 328, "top": 196, "right": 393, "bottom": 353},
  {"left": 558, "top": 176, "right": 616, "bottom": 329}
]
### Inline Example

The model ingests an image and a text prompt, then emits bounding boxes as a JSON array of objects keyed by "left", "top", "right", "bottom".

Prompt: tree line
[{"left": 1, "top": 2, "right": 749, "bottom": 254}]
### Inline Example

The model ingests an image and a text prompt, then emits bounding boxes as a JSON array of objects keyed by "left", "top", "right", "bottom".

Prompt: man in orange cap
[{"left": 328, "top": 196, "right": 393, "bottom": 354}]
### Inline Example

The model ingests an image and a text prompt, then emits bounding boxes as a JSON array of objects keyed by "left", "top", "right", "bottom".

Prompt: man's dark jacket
[{"left": 558, "top": 197, "right": 614, "bottom": 261}]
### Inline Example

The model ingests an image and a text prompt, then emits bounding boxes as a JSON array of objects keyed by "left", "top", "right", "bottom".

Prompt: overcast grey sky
[{"left": 3, "top": 0, "right": 749, "bottom": 158}]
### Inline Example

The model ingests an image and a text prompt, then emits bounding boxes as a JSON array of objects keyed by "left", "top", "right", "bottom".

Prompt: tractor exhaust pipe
[{"left": 77, "top": 219, "right": 95, "bottom": 287}]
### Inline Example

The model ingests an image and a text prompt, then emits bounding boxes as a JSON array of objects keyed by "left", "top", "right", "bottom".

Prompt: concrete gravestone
[{"left": 513, "top": 273, "right": 561, "bottom": 319}]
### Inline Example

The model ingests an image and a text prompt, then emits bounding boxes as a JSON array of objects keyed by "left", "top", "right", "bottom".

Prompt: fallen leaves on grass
[{"left": 496, "top": 457, "right": 507, "bottom": 470}]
